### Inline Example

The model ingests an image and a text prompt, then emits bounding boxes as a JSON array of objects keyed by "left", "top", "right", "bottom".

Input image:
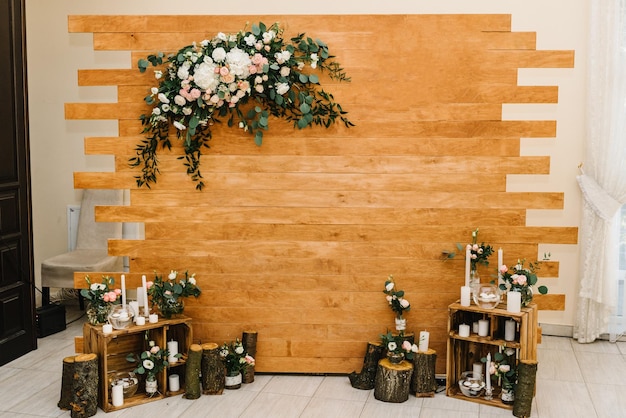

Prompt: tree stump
[
  {"left": 241, "top": 330, "right": 257, "bottom": 384},
  {"left": 201, "top": 343, "right": 225, "bottom": 395},
  {"left": 184, "top": 344, "right": 202, "bottom": 399},
  {"left": 374, "top": 357, "right": 413, "bottom": 403},
  {"left": 411, "top": 349, "right": 437, "bottom": 397},
  {"left": 58, "top": 356, "right": 76, "bottom": 410},
  {"left": 349, "top": 341, "right": 384, "bottom": 390},
  {"left": 69, "top": 353, "right": 98, "bottom": 418},
  {"left": 513, "top": 359, "right": 538, "bottom": 418}
]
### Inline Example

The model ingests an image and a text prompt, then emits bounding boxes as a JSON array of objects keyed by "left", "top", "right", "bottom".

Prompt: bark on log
[
  {"left": 513, "top": 359, "right": 538, "bottom": 418},
  {"left": 241, "top": 330, "right": 257, "bottom": 384},
  {"left": 201, "top": 343, "right": 225, "bottom": 395},
  {"left": 349, "top": 341, "right": 384, "bottom": 390},
  {"left": 374, "top": 358, "right": 413, "bottom": 403},
  {"left": 58, "top": 356, "right": 76, "bottom": 410},
  {"left": 69, "top": 353, "right": 98, "bottom": 418},
  {"left": 184, "top": 344, "right": 202, "bottom": 399},
  {"left": 411, "top": 349, "right": 437, "bottom": 397}
]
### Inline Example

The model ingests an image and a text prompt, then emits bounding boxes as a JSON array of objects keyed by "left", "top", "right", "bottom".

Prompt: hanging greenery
[{"left": 131, "top": 21, "right": 353, "bottom": 190}]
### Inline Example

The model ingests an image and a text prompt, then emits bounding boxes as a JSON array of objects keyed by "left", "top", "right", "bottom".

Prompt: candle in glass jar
[{"left": 504, "top": 319, "right": 516, "bottom": 341}]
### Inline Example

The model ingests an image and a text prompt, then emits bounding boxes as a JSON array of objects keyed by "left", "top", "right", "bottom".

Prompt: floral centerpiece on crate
[
  {"left": 80, "top": 275, "right": 121, "bottom": 325},
  {"left": 499, "top": 259, "right": 548, "bottom": 307},
  {"left": 443, "top": 228, "right": 494, "bottom": 293},
  {"left": 146, "top": 270, "right": 201, "bottom": 318},
  {"left": 126, "top": 338, "right": 173, "bottom": 396},
  {"left": 383, "top": 275, "right": 411, "bottom": 331},
  {"left": 380, "top": 331, "right": 418, "bottom": 364},
  {"left": 219, "top": 339, "right": 255, "bottom": 389},
  {"left": 132, "top": 21, "right": 353, "bottom": 190},
  {"left": 483, "top": 347, "right": 517, "bottom": 404}
]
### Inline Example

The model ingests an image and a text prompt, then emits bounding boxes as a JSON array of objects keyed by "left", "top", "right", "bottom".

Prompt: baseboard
[{"left": 539, "top": 323, "right": 573, "bottom": 338}]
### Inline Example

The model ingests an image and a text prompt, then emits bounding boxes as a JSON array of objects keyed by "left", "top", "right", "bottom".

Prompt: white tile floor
[{"left": 2, "top": 301, "right": 626, "bottom": 417}]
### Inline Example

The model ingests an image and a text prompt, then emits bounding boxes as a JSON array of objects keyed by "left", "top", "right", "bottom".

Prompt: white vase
[
  {"left": 395, "top": 317, "right": 406, "bottom": 331},
  {"left": 225, "top": 372, "right": 242, "bottom": 389}
]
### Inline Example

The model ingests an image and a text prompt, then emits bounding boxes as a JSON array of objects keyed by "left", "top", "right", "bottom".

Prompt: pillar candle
[
  {"left": 418, "top": 330, "right": 429, "bottom": 352},
  {"left": 504, "top": 319, "right": 516, "bottom": 341},
  {"left": 129, "top": 301, "right": 139, "bottom": 319},
  {"left": 473, "top": 362, "right": 483, "bottom": 379},
  {"left": 497, "top": 248, "right": 503, "bottom": 281},
  {"left": 507, "top": 291, "right": 521, "bottom": 313},
  {"left": 459, "top": 323, "right": 470, "bottom": 337},
  {"left": 136, "top": 287, "right": 144, "bottom": 308},
  {"left": 141, "top": 275, "right": 149, "bottom": 316},
  {"left": 485, "top": 352, "right": 492, "bottom": 392},
  {"left": 149, "top": 313, "right": 158, "bottom": 323},
  {"left": 169, "top": 374, "right": 180, "bottom": 392},
  {"left": 478, "top": 319, "right": 489, "bottom": 337},
  {"left": 102, "top": 324, "right": 113, "bottom": 334},
  {"left": 167, "top": 340, "right": 179, "bottom": 364},
  {"left": 111, "top": 383, "right": 124, "bottom": 407},
  {"left": 465, "top": 245, "right": 471, "bottom": 287},
  {"left": 472, "top": 321, "right": 479, "bottom": 334},
  {"left": 121, "top": 274, "right": 126, "bottom": 310},
  {"left": 460, "top": 286, "right": 471, "bottom": 306},
  {"left": 135, "top": 316, "right": 145, "bottom": 326}
]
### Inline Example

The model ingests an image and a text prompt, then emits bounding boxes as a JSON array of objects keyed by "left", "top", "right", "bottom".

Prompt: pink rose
[
  {"left": 114, "top": 288, "right": 122, "bottom": 295},
  {"left": 146, "top": 281, "right": 153, "bottom": 289},
  {"left": 516, "top": 275, "right": 527, "bottom": 286},
  {"left": 190, "top": 88, "right": 201, "bottom": 99},
  {"left": 245, "top": 355, "right": 255, "bottom": 365},
  {"left": 165, "top": 290, "right": 172, "bottom": 296},
  {"left": 499, "top": 265, "right": 508, "bottom": 274},
  {"left": 150, "top": 346, "right": 160, "bottom": 354},
  {"left": 401, "top": 341, "right": 412, "bottom": 351},
  {"left": 107, "top": 291, "right": 117, "bottom": 302},
  {"left": 103, "top": 293, "right": 110, "bottom": 302},
  {"left": 219, "top": 66, "right": 229, "bottom": 76},
  {"left": 248, "top": 65, "right": 257, "bottom": 74}
]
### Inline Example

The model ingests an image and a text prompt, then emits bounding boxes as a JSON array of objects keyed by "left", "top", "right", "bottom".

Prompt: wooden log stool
[
  {"left": 374, "top": 357, "right": 414, "bottom": 403},
  {"left": 411, "top": 349, "right": 437, "bottom": 397},
  {"left": 241, "top": 330, "right": 257, "bottom": 384},
  {"left": 58, "top": 353, "right": 98, "bottom": 418},
  {"left": 184, "top": 344, "right": 203, "bottom": 399},
  {"left": 513, "top": 359, "right": 538, "bottom": 418},
  {"left": 349, "top": 341, "right": 384, "bottom": 390},
  {"left": 201, "top": 343, "right": 225, "bottom": 395}
]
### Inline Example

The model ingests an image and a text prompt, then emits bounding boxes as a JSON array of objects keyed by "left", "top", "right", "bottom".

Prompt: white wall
[{"left": 25, "top": 0, "right": 588, "bottom": 328}]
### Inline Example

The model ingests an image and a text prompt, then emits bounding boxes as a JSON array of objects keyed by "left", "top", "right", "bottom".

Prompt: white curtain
[{"left": 574, "top": 0, "right": 626, "bottom": 343}]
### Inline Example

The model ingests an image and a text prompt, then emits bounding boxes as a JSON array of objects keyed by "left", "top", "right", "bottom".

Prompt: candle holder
[
  {"left": 484, "top": 385, "right": 493, "bottom": 400},
  {"left": 108, "top": 305, "right": 135, "bottom": 330}
]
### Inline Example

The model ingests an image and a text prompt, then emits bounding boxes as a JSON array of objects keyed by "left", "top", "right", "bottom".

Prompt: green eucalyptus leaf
[
  {"left": 538, "top": 285, "right": 548, "bottom": 294},
  {"left": 299, "top": 74, "right": 309, "bottom": 83},
  {"left": 308, "top": 74, "right": 319, "bottom": 84},
  {"left": 300, "top": 103, "right": 311, "bottom": 114},
  {"left": 254, "top": 131, "right": 263, "bottom": 146}
]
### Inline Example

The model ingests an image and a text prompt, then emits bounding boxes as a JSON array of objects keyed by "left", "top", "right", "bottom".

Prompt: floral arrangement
[
  {"left": 383, "top": 275, "right": 411, "bottom": 319},
  {"left": 219, "top": 338, "right": 255, "bottom": 376},
  {"left": 499, "top": 259, "right": 548, "bottom": 306},
  {"left": 147, "top": 270, "right": 201, "bottom": 318},
  {"left": 483, "top": 347, "right": 517, "bottom": 391},
  {"left": 80, "top": 275, "right": 121, "bottom": 325},
  {"left": 443, "top": 228, "right": 494, "bottom": 271},
  {"left": 380, "top": 331, "right": 418, "bottom": 361},
  {"left": 132, "top": 21, "right": 353, "bottom": 190},
  {"left": 126, "top": 337, "right": 175, "bottom": 387}
]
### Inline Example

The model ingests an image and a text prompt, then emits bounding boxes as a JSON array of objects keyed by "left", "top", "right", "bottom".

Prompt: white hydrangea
[
  {"left": 212, "top": 47, "right": 227, "bottom": 62},
  {"left": 193, "top": 62, "right": 219, "bottom": 92},
  {"left": 225, "top": 47, "right": 252, "bottom": 77},
  {"left": 177, "top": 62, "right": 191, "bottom": 80}
]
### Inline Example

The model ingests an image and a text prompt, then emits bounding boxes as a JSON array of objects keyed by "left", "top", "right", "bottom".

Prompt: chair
[{"left": 41, "top": 189, "right": 124, "bottom": 309}]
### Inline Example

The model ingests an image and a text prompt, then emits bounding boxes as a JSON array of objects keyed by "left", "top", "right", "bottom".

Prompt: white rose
[
  {"left": 386, "top": 295, "right": 392, "bottom": 303},
  {"left": 189, "top": 277, "right": 196, "bottom": 285},
  {"left": 399, "top": 298, "right": 410, "bottom": 309},
  {"left": 152, "top": 107, "right": 161, "bottom": 116},
  {"left": 255, "top": 84, "right": 264, "bottom": 93},
  {"left": 244, "top": 34, "right": 256, "bottom": 46},
  {"left": 154, "top": 70, "right": 162, "bottom": 80},
  {"left": 90, "top": 283, "right": 99, "bottom": 291},
  {"left": 216, "top": 32, "right": 227, "bottom": 41},
  {"left": 235, "top": 346, "right": 244, "bottom": 355},
  {"left": 161, "top": 104, "right": 170, "bottom": 112},
  {"left": 385, "top": 282, "right": 394, "bottom": 292},
  {"left": 182, "top": 107, "right": 192, "bottom": 115},
  {"left": 168, "top": 270, "right": 177, "bottom": 280},
  {"left": 157, "top": 93, "right": 170, "bottom": 104},
  {"left": 262, "top": 30, "right": 276, "bottom": 44},
  {"left": 151, "top": 87, "right": 159, "bottom": 95},
  {"left": 275, "top": 82, "right": 290, "bottom": 95},
  {"left": 411, "top": 344, "right": 418, "bottom": 353},
  {"left": 280, "top": 66, "right": 290, "bottom": 77},
  {"left": 387, "top": 342, "right": 397, "bottom": 352},
  {"left": 212, "top": 47, "right": 226, "bottom": 62},
  {"left": 173, "top": 121, "right": 186, "bottom": 130},
  {"left": 200, "top": 39, "right": 209, "bottom": 47},
  {"left": 177, "top": 62, "right": 190, "bottom": 80},
  {"left": 174, "top": 95, "right": 186, "bottom": 106},
  {"left": 143, "top": 359, "right": 154, "bottom": 370}
]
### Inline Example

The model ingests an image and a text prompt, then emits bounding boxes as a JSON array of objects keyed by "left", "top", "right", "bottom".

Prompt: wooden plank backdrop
[{"left": 67, "top": 14, "right": 576, "bottom": 374}]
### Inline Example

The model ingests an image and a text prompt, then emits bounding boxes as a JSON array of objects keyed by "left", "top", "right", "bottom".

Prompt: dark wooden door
[{"left": 0, "top": 0, "right": 36, "bottom": 366}]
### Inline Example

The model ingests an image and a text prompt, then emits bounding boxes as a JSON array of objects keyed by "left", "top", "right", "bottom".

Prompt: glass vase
[
  {"left": 86, "top": 302, "right": 111, "bottom": 325},
  {"left": 469, "top": 268, "right": 481, "bottom": 300},
  {"left": 145, "top": 373, "right": 158, "bottom": 397},
  {"left": 501, "top": 384, "right": 515, "bottom": 405},
  {"left": 159, "top": 299, "right": 184, "bottom": 319},
  {"left": 225, "top": 372, "right": 242, "bottom": 389},
  {"left": 386, "top": 352, "right": 405, "bottom": 364},
  {"left": 394, "top": 317, "right": 406, "bottom": 331},
  {"left": 520, "top": 286, "right": 533, "bottom": 307}
]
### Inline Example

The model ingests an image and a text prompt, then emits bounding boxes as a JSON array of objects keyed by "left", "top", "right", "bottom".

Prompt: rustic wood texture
[
  {"left": 201, "top": 343, "right": 225, "bottom": 395},
  {"left": 69, "top": 353, "right": 99, "bottom": 418},
  {"left": 184, "top": 344, "right": 202, "bottom": 399},
  {"left": 67, "top": 14, "right": 575, "bottom": 374},
  {"left": 374, "top": 358, "right": 414, "bottom": 403},
  {"left": 349, "top": 341, "right": 385, "bottom": 390},
  {"left": 411, "top": 349, "right": 438, "bottom": 397}
]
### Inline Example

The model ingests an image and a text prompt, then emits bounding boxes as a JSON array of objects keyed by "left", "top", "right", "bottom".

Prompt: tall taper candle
[
  {"left": 121, "top": 274, "right": 126, "bottom": 310},
  {"left": 465, "top": 245, "right": 471, "bottom": 287},
  {"left": 141, "top": 275, "right": 149, "bottom": 316},
  {"left": 497, "top": 248, "right": 503, "bottom": 281},
  {"left": 486, "top": 352, "right": 492, "bottom": 392}
]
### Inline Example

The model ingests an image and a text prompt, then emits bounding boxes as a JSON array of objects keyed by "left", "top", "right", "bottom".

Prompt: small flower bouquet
[
  {"left": 499, "top": 259, "right": 548, "bottom": 307},
  {"left": 219, "top": 339, "right": 255, "bottom": 377},
  {"left": 380, "top": 331, "right": 418, "bottom": 363},
  {"left": 383, "top": 275, "right": 411, "bottom": 320},
  {"left": 464, "top": 228, "right": 494, "bottom": 270},
  {"left": 126, "top": 339, "right": 172, "bottom": 396},
  {"left": 80, "top": 275, "right": 121, "bottom": 325},
  {"left": 483, "top": 347, "right": 517, "bottom": 403},
  {"left": 147, "top": 270, "right": 201, "bottom": 318}
]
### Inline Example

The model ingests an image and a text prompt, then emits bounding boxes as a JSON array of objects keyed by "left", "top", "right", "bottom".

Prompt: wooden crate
[
  {"left": 445, "top": 302, "right": 538, "bottom": 410},
  {"left": 82, "top": 316, "right": 192, "bottom": 412}
]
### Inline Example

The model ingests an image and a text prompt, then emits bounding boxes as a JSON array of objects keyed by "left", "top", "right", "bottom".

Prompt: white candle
[
  {"left": 465, "top": 245, "right": 471, "bottom": 287},
  {"left": 460, "top": 286, "right": 471, "bottom": 306},
  {"left": 149, "top": 313, "right": 158, "bottom": 323},
  {"left": 102, "top": 323, "right": 113, "bottom": 334},
  {"left": 136, "top": 287, "right": 144, "bottom": 307},
  {"left": 486, "top": 352, "right": 492, "bottom": 392},
  {"left": 504, "top": 319, "right": 516, "bottom": 341},
  {"left": 418, "top": 330, "right": 429, "bottom": 352},
  {"left": 473, "top": 362, "right": 483, "bottom": 379},
  {"left": 478, "top": 319, "right": 489, "bottom": 337},
  {"left": 169, "top": 374, "right": 180, "bottom": 392},
  {"left": 507, "top": 291, "right": 521, "bottom": 313},
  {"left": 141, "top": 275, "right": 149, "bottom": 316},
  {"left": 168, "top": 340, "right": 179, "bottom": 364},
  {"left": 472, "top": 321, "right": 479, "bottom": 334},
  {"left": 129, "top": 301, "right": 139, "bottom": 319},
  {"left": 111, "top": 383, "right": 124, "bottom": 407},
  {"left": 459, "top": 323, "right": 470, "bottom": 337},
  {"left": 121, "top": 274, "right": 126, "bottom": 310},
  {"left": 497, "top": 248, "right": 503, "bottom": 282},
  {"left": 135, "top": 316, "right": 145, "bottom": 326}
]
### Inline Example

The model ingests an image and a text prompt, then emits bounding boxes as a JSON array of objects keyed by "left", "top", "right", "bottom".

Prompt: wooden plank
[{"left": 533, "top": 294, "right": 566, "bottom": 311}]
